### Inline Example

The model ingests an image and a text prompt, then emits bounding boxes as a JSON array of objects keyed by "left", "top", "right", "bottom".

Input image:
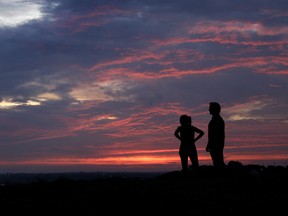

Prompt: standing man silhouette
[
  {"left": 174, "top": 115, "right": 204, "bottom": 172},
  {"left": 206, "top": 102, "right": 226, "bottom": 168}
]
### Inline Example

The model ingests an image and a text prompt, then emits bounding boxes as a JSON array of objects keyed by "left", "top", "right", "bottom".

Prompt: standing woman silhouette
[{"left": 174, "top": 115, "right": 204, "bottom": 172}]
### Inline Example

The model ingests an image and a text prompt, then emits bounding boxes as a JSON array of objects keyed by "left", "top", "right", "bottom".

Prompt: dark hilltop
[{"left": 0, "top": 161, "right": 287, "bottom": 215}]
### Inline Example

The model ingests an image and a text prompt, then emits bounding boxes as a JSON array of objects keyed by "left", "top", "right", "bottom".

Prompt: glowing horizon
[{"left": 0, "top": 0, "right": 287, "bottom": 173}]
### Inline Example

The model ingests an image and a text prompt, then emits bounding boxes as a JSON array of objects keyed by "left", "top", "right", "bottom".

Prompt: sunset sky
[{"left": 0, "top": 0, "right": 288, "bottom": 173}]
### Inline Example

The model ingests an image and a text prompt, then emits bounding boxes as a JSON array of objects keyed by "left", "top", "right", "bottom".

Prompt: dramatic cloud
[
  {"left": 0, "top": 0, "right": 44, "bottom": 27},
  {"left": 0, "top": 0, "right": 287, "bottom": 172}
]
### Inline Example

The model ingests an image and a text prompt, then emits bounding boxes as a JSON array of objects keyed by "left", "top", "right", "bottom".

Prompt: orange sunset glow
[{"left": 0, "top": 0, "right": 287, "bottom": 173}]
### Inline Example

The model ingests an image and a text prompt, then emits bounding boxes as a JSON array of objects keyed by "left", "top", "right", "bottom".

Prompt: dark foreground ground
[{"left": 0, "top": 162, "right": 287, "bottom": 215}]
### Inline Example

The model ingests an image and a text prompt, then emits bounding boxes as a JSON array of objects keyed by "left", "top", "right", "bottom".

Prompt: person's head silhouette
[
  {"left": 179, "top": 115, "right": 189, "bottom": 126},
  {"left": 209, "top": 102, "right": 221, "bottom": 116}
]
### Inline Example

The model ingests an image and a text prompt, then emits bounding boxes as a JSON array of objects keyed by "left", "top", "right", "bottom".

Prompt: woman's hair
[{"left": 180, "top": 115, "right": 189, "bottom": 125}]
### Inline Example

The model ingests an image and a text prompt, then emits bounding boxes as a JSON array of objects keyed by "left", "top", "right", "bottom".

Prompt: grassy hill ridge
[{"left": 0, "top": 161, "right": 287, "bottom": 215}]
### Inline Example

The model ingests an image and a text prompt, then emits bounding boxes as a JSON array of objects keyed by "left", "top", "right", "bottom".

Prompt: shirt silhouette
[
  {"left": 206, "top": 102, "right": 226, "bottom": 168},
  {"left": 174, "top": 115, "right": 204, "bottom": 172}
]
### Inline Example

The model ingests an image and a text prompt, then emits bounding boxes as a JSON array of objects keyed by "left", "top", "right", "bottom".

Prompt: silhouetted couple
[{"left": 174, "top": 102, "right": 225, "bottom": 172}]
